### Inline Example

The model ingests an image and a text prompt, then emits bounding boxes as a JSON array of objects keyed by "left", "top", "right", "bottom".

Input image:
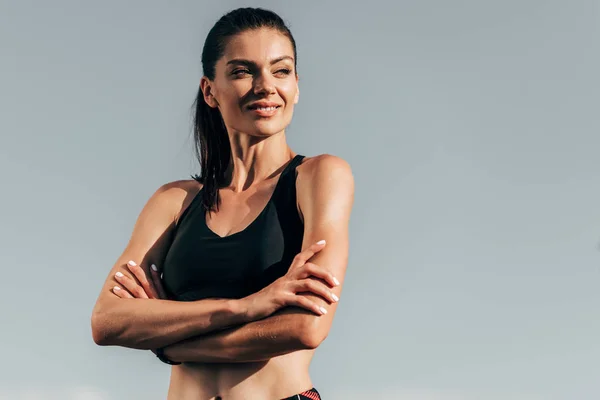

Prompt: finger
[
  {"left": 126, "top": 260, "right": 158, "bottom": 299},
  {"left": 114, "top": 271, "right": 149, "bottom": 299},
  {"left": 150, "top": 264, "right": 168, "bottom": 300},
  {"left": 288, "top": 294, "right": 327, "bottom": 316},
  {"left": 300, "top": 262, "right": 340, "bottom": 288},
  {"left": 292, "top": 240, "right": 327, "bottom": 267},
  {"left": 111, "top": 285, "right": 133, "bottom": 299},
  {"left": 294, "top": 278, "right": 339, "bottom": 304}
]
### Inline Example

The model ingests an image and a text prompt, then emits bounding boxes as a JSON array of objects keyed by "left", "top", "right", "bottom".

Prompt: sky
[{"left": 1, "top": 0, "right": 599, "bottom": 399}]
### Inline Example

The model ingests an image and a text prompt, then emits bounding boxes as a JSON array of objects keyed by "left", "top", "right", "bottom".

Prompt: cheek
[
  {"left": 280, "top": 85, "right": 298, "bottom": 105},
  {"left": 218, "top": 88, "right": 245, "bottom": 116}
]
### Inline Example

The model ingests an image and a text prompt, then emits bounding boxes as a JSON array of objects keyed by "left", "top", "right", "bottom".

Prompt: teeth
[{"left": 255, "top": 106, "right": 278, "bottom": 111}]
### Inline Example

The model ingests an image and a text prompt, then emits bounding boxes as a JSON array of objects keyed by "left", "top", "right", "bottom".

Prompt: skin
[{"left": 91, "top": 27, "right": 354, "bottom": 400}]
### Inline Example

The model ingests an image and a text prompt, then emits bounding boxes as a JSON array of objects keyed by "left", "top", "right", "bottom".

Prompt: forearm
[
  {"left": 164, "top": 308, "right": 317, "bottom": 363},
  {"left": 91, "top": 297, "right": 250, "bottom": 350}
]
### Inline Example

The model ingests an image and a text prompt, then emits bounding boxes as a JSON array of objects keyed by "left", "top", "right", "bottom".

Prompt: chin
[{"left": 249, "top": 120, "right": 288, "bottom": 137}]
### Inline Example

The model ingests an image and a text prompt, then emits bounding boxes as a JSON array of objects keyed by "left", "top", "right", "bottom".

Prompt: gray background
[{"left": 1, "top": 0, "right": 599, "bottom": 399}]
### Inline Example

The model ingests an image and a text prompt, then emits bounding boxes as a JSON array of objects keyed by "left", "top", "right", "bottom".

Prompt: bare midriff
[{"left": 166, "top": 350, "right": 315, "bottom": 400}]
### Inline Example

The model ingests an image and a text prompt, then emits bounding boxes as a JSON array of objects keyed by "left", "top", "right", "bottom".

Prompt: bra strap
[
  {"left": 271, "top": 154, "right": 305, "bottom": 202},
  {"left": 287, "top": 154, "right": 305, "bottom": 173}
]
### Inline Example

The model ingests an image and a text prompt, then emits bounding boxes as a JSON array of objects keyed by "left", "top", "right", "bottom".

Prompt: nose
[{"left": 253, "top": 71, "right": 276, "bottom": 96}]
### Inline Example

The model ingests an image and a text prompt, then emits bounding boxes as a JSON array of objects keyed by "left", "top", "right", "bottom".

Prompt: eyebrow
[{"left": 226, "top": 56, "right": 294, "bottom": 67}]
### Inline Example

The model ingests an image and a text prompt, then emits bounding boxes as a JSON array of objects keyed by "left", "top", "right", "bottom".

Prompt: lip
[
  {"left": 246, "top": 101, "right": 282, "bottom": 118},
  {"left": 247, "top": 101, "right": 282, "bottom": 109}
]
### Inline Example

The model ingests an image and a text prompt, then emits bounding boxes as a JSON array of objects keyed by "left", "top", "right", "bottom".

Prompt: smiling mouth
[{"left": 248, "top": 105, "right": 281, "bottom": 111}]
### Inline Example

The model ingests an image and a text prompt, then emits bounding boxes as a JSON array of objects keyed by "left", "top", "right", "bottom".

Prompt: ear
[
  {"left": 200, "top": 76, "right": 219, "bottom": 108},
  {"left": 294, "top": 75, "right": 300, "bottom": 104}
]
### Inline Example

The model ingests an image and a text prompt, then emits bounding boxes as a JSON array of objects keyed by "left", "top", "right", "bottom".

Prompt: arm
[
  {"left": 163, "top": 155, "right": 355, "bottom": 363},
  {"left": 91, "top": 181, "right": 252, "bottom": 350},
  {"left": 164, "top": 307, "right": 312, "bottom": 363}
]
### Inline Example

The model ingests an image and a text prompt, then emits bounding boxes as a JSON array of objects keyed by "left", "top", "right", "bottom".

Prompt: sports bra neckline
[{"left": 201, "top": 154, "right": 304, "bottom": 239}]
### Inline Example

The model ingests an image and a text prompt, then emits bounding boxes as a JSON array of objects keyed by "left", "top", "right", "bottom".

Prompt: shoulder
[
  {"left": 149, "top": 179, "right": 203, "bottom": 223},
  {"left": 155, "top": 179, "right": 202, "bottom": 198},
  {"left": 296, "top": 154, "right": 354, "bottom": 220},
  {"left": 297, "top": 153, "right": 354, "bottom": 191}
]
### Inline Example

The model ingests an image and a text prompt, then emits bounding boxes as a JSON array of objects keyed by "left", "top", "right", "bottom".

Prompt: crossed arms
[{"left": 90, "top": 155, "right": 354, "bottom": 363}]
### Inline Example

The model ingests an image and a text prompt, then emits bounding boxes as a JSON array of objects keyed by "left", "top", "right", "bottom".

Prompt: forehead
[{"left": 221, "top": 28, "right": 294, "bottom": 64}]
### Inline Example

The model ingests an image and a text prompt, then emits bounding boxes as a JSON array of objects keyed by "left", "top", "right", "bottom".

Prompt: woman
[{"left": 91, "top": 7, "right": 354, "bottom": 400}]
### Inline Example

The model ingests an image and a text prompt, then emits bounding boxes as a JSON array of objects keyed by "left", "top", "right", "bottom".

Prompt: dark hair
[{"left": 191, "top": 7, "right": 298, "bottom": 213}]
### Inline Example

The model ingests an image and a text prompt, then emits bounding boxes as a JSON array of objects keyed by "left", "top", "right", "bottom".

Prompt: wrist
[
  {"left": 228, "top": 298, "right": 254, "bottom": 324},
  {"left": 156, "top": 346, "right": 181, "bottom": 365}
]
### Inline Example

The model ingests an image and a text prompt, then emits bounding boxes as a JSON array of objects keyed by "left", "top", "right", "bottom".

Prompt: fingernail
[
  {"left": 151, "top": 264, "right": 158, "bottom": 272},
  {"left": 333, "top": 277, "right": 340, "bottom": 286},
  {"left": 127, "top": 260, "right": 137, "bottom": 267},
  {"left": 115, "top": 272, "right": 124, "bottom": 278},
  {"left": 319, "top": 306, "right": 328, "bottom": 315},
  {"left": 316, "top": 240, "right": 326, "bottom": 245},
  {"left": 113, "top": 286, "right": 120, "bottom": 291},
  {"left": 331, "top": 293, "right": 339, "bottom": 302}
]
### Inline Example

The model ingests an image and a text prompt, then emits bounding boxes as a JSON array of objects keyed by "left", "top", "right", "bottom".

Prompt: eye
[
  {"left": 275, "top": 68, "right": 292, "bottom": 76},
  {"left": 232, "top": 69, "right": 250, "bottom": 77}
]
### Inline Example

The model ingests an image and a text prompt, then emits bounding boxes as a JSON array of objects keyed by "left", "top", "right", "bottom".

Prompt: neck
[{"left": 225, "top": 130, "right": 294, "bottom": 193}]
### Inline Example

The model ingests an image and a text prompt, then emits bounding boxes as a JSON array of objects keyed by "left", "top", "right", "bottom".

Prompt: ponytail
[{"left": 191, "top": 87, "right": 231, "bottom": 213}]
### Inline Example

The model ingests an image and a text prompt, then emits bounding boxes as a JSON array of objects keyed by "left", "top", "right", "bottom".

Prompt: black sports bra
[{"left": 162, "top": 155, "right": 305, "bottom": 301}]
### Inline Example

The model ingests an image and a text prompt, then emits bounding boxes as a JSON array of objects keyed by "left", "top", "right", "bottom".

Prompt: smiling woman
[{"left": 90, "top": 7, "right": 354, "bottom": 400}]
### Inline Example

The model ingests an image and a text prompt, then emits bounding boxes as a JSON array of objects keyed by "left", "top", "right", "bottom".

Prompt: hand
[
  {"left": 112, "top": 260, "right": 168, "bottom": 300},
  {"left": 242, "top": 240, "right": 340, "bottom": 320}
]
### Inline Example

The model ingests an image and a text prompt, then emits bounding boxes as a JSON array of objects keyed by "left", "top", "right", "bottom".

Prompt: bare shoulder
[
  {"left": 296, "top": 154, "right": 354, "bottom": 222},
  {"left": 151, "top": 179, "right": 203, "bottom": 218},
  {"left": 155, "top": 179, "right": 202, "bottom": 199},
  {"left": 297, "top": 153, "right": 354, "bottom": 189}
]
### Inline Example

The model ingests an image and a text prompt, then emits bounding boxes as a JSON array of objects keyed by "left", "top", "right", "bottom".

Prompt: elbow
[
  {"left": 90, "top": 305, "right": 152, "bottom": 349},
  {"left": 91, "top": 316, "right": 107, "bottom": 346},
  {"left": 297, "top": 317, "right": 328, "bottom": 350},
  {"left": 90, "top": 306, "right": 115, "bottom": 346}
]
